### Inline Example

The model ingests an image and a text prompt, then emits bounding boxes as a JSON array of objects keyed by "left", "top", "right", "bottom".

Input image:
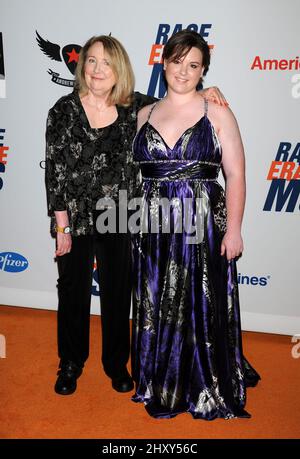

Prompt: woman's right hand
[{"left": 55, "top": 233, "right": 72, "bottom": 257}]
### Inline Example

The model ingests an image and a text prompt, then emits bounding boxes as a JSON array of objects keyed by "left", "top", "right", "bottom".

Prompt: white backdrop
[{"left": 0, "top": 0, "right": 299, "bottom": 335}]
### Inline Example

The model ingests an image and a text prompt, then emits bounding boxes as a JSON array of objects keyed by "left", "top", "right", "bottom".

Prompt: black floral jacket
[{"left": 45, "top": 91, "right": 155, "bottom": 236}]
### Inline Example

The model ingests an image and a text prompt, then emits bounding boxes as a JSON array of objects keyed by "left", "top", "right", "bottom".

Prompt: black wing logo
[{"left": 36, "top": 31, "right": 62, "bottom": 62}]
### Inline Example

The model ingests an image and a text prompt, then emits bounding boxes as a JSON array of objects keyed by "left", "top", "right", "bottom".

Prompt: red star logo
[{"left": 66, "top": 48, "right": 79, "bottom": 64}]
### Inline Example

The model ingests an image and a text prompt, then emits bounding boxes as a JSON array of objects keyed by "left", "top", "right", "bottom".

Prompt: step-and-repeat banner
[{"left": 0, "top": 0, "right": 299, "bottom": 335}]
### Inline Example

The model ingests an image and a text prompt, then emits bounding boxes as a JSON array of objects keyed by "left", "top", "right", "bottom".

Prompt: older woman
[{"left": 45, "top": 34, "right": 225, "bottom": 396}]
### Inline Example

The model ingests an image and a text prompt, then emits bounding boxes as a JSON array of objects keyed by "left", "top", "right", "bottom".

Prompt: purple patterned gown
[{"left": 131, "top": 99, "right": 260, "bottom": 420}]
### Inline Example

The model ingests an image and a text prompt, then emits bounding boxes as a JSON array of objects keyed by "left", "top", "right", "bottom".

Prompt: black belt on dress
[{"left": 139, "top": 160, "right": 220, "bottom": 181}]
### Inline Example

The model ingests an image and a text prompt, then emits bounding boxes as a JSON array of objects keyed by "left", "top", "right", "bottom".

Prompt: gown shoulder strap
[
  {"left": 204, "top": 98, "right": 208, "bottom": 117},
  {"left": 147, "top": 102, "right": 158, "bottom": 122}
]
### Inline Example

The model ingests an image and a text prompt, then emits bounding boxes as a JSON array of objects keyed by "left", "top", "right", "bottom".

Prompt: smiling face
[
  {"left": 84, "top": 41, "right": 116, "bottom": 97},
  {"left": 164, "top": 46, "right": 204, "bottom": 95}
]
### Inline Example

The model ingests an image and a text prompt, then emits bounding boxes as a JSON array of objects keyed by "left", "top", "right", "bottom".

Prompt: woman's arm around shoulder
[{"left": 134, "top": 91, "right": 158, "bottom": 111}]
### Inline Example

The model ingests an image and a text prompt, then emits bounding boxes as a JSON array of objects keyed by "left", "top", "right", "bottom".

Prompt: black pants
[{"left": 56, "top": 232, "right": 132, "bottom": 378}]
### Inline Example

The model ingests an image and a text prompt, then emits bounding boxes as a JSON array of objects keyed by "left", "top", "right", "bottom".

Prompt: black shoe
[
  {"left": 111, "top": 372, "right": 134, "bottom": 393},
  {"left": 54, "top": 361, "right": 83, "bottom": 395}
]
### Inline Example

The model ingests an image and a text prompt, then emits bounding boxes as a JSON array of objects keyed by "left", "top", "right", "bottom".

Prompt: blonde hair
[{"left": 75, "top": 35, "right": 135, "bottom": 107}]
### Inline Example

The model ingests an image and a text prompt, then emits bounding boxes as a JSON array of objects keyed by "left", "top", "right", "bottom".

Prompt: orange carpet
[{"left": 0, "top": 304, "right": 299, "bottom": 439}]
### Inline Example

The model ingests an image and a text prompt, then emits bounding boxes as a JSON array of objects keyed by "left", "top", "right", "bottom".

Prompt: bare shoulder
[
  {"left": 206, "top": 99, "right": 234, "bottom": 119},
  {"left": 137, "top": 102, "right": 156, "bottom": 130},
  {"left": 206, "top": 99, "right": 238, "bottom": 131}
]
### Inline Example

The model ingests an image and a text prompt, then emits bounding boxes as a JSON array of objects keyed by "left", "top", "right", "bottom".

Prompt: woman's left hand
[
  {"left": 202, "top": 86, "right": 228, "bottom": 106},
  {"left": 221, "top": 231, "right": 243, "bottom": 261}
]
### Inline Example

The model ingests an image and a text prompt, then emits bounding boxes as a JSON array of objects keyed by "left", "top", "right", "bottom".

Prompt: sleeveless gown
[{"left": 131, "top": 99, "right": 260, "bottom": 420}]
